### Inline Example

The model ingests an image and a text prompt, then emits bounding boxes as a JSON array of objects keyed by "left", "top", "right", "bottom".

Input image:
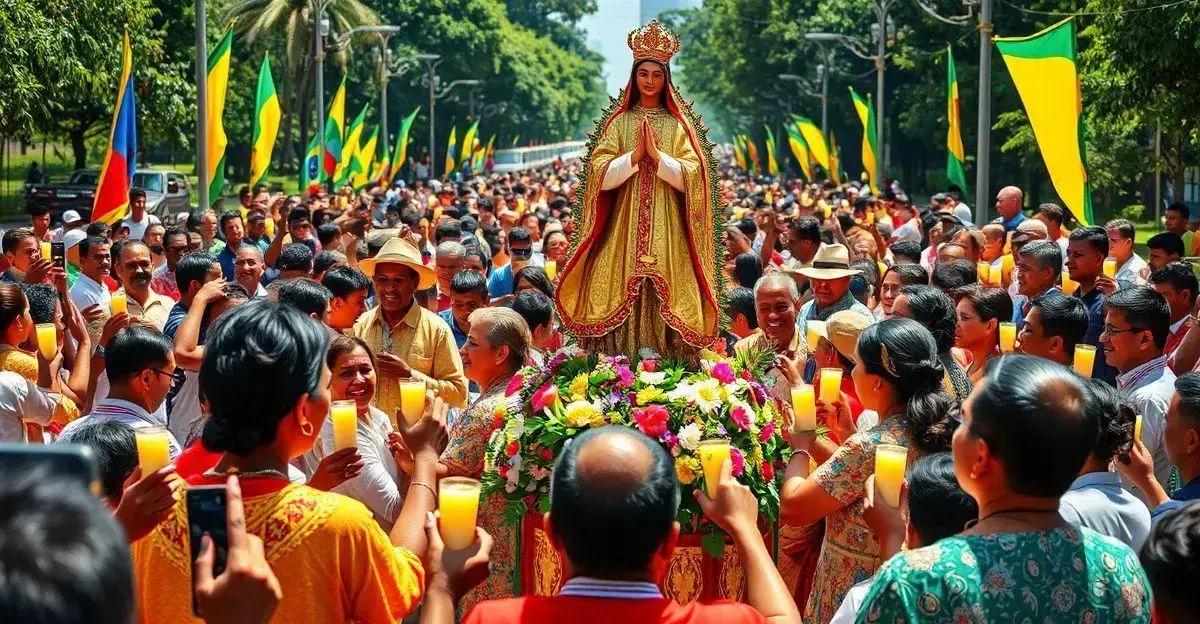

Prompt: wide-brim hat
[
  {"left": 826, "top": 310, "right": 874, "bottom": 361},
  {"left": 358, "top": 237, "right": 436, "bottom": 290},
  {"left": 796, "top": 243, "right": 862, "bottom": 280}
]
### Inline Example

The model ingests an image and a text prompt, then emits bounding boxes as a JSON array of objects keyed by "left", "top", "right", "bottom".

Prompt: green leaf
[
  {"left": 701, "top": 531, "right": 726, "bottom": 558},
  {"left": 537, "top": 496, "right": 551, "bottom": 513}
]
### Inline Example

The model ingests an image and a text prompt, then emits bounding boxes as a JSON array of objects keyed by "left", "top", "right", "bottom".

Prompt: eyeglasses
[
  {"left": 147, "top": 368, "right": 177, "bottom": 380},
  {"left": 1101, "top": 324, "right": 1145, "bottom": 336}
]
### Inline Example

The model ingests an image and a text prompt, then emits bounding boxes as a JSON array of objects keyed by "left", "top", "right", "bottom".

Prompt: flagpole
[
  {"left": 314, "top": 0, "right": 328, "bottom": 192},
  {"left": 195, "top": 0, "right": 208, "bottom": 212},
  {"left": 974, "top": 0, "right": 993, "bottom": 225}
]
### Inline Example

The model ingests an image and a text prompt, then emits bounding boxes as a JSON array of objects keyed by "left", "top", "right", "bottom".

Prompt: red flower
[
  {"left": 633, "top": 404, "right": 670, "bottom": 438},
  {"left": 506, "top": 440, "right": 520, "bottom": 456},
  {"left": 532, "top": 383, "right": 560, "bottom": 412},
  {"left": 762, "top": 461, "right": 775, "bottom": 480},
  {"left": 711, "top": 361, "right": 735, "bottom": 384},
  {"left": 730, "top": 404, "right": 753, "bottom": 431},
  {"left": 499, "top": 465, "right": 511, "bottom": 478},
  {"left": 730, "top": 447, "right": 745, "bottom": 477},
  {"left": 539, "top": 448, "right": 554, "bottom": 461},
  {"left": 491, "top": 409, "right": 505, "bottom": 433},
  {"left": 505, "top": 373, "right": 525, "bottom": 397},
  {"left": 760, "top": 422, "right": 775, "bottom": 442},
  {"left": 641, "top": 359, "right": 658, "bottom": 373}
]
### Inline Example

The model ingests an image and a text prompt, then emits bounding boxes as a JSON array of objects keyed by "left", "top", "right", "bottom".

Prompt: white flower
[
  {"left": 667, "top": 380, "right": 696, "bottom": 403},
  {"left": 678, "top": 423, "right": 703, "bottom": 451},
  {"left": 639, "top": 370, "right": 667, "bottom": 385},
  {"left": 692, "top": 378, "right": 724, "bottom": 413}
]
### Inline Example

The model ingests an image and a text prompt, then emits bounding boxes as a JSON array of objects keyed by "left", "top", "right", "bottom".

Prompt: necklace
[
  {"left": 202, "top": 467, "right": 291, "bottom": 481},
  {"left": 965, "top": 506, "right": 1059, "bottom": 529}
]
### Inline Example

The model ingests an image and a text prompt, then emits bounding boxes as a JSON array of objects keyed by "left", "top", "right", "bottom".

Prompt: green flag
[
  {"left": 946, "top": 48, "right": 969, "bottom": 197},
  {"left": 388, "top": 107, "right": 420, "bottom": 183}
]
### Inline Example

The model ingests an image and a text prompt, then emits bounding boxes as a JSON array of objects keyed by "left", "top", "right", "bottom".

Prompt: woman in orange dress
[{"left": 131, "top": 301, "right": 448, "bottom": 623}]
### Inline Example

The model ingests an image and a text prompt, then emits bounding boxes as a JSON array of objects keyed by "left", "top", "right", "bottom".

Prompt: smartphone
[
  {"left": 188, "top": 484, "right": 228, "bottom": 613},
  {"left": 51, "top": 241, "right": 65, "bottom": 269},
  {"left": 0, "top": 443, "right": 98, "bottom": 493}
]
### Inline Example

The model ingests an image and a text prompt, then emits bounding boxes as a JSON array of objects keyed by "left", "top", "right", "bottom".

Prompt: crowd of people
[{"left": 1, "top": 157, "right": 1199, "bottom": 624}]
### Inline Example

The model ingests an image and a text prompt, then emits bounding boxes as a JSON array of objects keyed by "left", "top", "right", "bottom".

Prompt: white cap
[
  {"left": 64, "top": 229, "right": 86, "bottom": 249},
  {"left": 62, "top": 210, "right": 83, "bottom": 224}
]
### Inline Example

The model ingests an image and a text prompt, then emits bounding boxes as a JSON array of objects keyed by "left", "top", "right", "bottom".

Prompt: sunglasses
[{"left": 510, "top": 248, "right": 533, "bottom": 259}]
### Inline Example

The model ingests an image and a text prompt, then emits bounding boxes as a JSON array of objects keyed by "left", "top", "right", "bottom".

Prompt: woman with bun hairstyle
[{"left": 780, "top": 317, "right": 956, "bottom": 623}]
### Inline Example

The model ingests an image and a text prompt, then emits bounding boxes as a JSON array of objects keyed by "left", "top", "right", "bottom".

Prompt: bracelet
[
  {"left": 410, "top": 481, "right": 437, "bottom": 500},
  {"left": 94, "top": 345, "right": 106, "bottom": 358}
]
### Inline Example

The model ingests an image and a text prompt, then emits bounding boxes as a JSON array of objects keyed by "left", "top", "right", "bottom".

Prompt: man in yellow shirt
[{"left": 354, "top": 237, "right": 468, "bottom": 417}]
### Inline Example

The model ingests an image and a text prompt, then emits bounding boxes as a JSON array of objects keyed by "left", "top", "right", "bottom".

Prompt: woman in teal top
[{"left": 858, "top": 355, "right": 1151, "bottom": 623}]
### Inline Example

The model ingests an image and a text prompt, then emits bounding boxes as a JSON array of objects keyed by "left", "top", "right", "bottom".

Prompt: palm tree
[{"left": 225, "top": 0, "right": 379, "bottom": 173}]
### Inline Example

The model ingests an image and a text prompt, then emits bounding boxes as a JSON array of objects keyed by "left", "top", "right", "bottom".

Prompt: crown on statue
[{"left": 627, "top": 19, "right": 680, "bottom": 64}]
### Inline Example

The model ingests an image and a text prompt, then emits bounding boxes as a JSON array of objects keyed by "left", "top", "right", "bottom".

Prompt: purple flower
[
  {"left": 711, "top": 361, "right": 735, "bottom": 384},
  {"left": 748, "top": 382, "right": 768, "bottom": 406},
  {"left": 717, "top": 424, "right": 728, "bottom": 437},
  {"left": 615, "top": 364, "right": 635, "bottom": 388},
  {"left": 661, "top": 430, "right": 679, "bottom": 450},
  {"left": 760, "top": 421, "right": 775, "bottom": 442},
  {"left": 730, "top": 447, "right": 745, "bottom": 477}
]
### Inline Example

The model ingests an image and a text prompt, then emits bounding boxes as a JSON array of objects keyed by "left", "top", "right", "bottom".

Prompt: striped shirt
[{"left": 558, "top": 577, "right": 663, "bottom": 600}]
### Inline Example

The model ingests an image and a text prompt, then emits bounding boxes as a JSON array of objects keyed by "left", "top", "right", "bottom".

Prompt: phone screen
[
  {"left": 51, "top": 242, "right": 65, "bottom": 269},
  {"left": 187, "top": 485, "right": 228, "bottom": 576}
]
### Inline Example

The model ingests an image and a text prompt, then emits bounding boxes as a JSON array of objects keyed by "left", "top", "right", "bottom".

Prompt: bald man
[
  {"left": 994, "top": 186, "right": 1027, "bottom": 231},
  {"left": 446, "top": 427, "right": 801, "bottom": 624}
]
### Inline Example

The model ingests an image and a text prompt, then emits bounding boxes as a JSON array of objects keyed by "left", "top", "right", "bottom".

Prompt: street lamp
[
  {"left": 779, "top": 67, "right": 828, "bottom": 144},
  {"left": 417, "top": 63, "right": 481, "bottom": 175}
]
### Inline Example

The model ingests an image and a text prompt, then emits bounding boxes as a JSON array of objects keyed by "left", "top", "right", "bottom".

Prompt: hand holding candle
[
  {"left": 544, "top": 259, "right": 557, "bottom": 280},
  {"left": 791, "top": 385, "right": 816, "bottom": 432},
  {"left": 110, "top": 291, "right": 128, "bottom": 316}
]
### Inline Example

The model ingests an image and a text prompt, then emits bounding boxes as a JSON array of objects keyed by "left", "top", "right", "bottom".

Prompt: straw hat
[
  {"left": 825, "top": 311, "right": 874, "bottom": 361},
  {"left": 796, "top": 243, "right": 863, "bottom": 280},
  {"left": 357, "top": 237, "right": 436, "bottom": 290}
]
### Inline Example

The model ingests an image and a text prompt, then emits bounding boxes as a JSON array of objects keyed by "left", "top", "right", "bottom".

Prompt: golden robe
[{"left": 557, "top": 100, "right": 720, "bottom": 359}]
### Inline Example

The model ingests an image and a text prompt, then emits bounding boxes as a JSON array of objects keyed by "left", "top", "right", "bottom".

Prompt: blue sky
[{"left": 579, "top": 0, "right": 640, "bottom": 97}]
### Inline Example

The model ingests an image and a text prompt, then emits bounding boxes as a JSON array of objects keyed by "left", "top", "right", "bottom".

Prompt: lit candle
[
  {"left": 34, "top": 322, "right": 56, "bottom": 360},
  {"left": 1134, "top": 413, "right": 1143, "bottom": 445},
  {"left": 399, "top": 381, "right": 426, "bottom": 426},
  {"left": 544, "top": 260, "right": 557, "bottom": 280},
  {"left": 818, "top": 367, "right": 843, "bottom": 404},
  {"left": 697, "top": 439, "right": 731, "bottom": 500},
  {"left": 998, "top": 322, "right": 1017, "bottom": 353},
  {"left": 805, "top": 320, "right": 826, "bottom": 352},
  {"left": 330, "top": 400, "right": 358, "bottom": 451},
  {"left": 875, "top": 444, "right": 908, "bottom": 507},
  {"left": 439, "top": 477, "right": 482, "bottom": 550},
  {"left": 791, "top": 385, "right": 816, "bottom": 432},
  {"left": 1103, "top": 257, "right": 1117, "bottom": 278},
  {"left": 110, "top": 291, "right": 127, "bottom": 316},
  {"left": 135, "top": 426, "right": 172, "bottom": 475},
  {"left": 1073, "top": 344, "right": 1097, "bottom": 378}
]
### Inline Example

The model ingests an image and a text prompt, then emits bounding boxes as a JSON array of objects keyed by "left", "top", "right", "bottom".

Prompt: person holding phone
[{"left": 132, "top": 301, "right": 448, "bottom": 623}]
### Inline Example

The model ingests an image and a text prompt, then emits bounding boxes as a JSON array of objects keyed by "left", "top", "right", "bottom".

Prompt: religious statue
[{"left": 555, "top": 19, "right": 723, "bottom": 361}]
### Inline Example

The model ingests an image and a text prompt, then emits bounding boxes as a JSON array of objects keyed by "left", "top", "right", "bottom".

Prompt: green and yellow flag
[
  {"left": 374, "top": 132, "right": 390, "bottom": 184},
  {"left": 946, "top": 48, "right": 969, "bottom": 197},
  {"left": 249, "top": 54, "right": 281, "bottom": 188},
  {"left": 321, "top": 77, "right": 346, "bottom": 180},
  {"left": 388, "top": 108, "right": 420, "bottom": 183},
  {"left": 731, "top": 137, "right": 747, "bottom": 171},
  {"left": 460, "top": 120, "right": 479, "bottom": 172},
  {"left": 849, "top": 87, "right": 878, "bottom": 194},
  {"left": 204, "top": 28, "right": 233, "bottom": 203},
  {"left": 763, "top": 125, "right": 780, "bottom": 176},
  {"left": 743, "top": 134, "right": 761, "bottom": 173},
  {"left": 484, "top": 134, "right": 496, "bottom": 161},
  {"left": 785, "top": 125, "right": 813, "bottom": 181},
  {"left": 829, "top": 134, "right": 842, "bottom": 185},
  {"left": 996, "top": 18, "right": 1092, "bottom": 225},
  {"left": 301, "top": 133, "right": 321, "bottom": 191},
  {"left": 335, "top": 104, "right": 369, "bottom": 187},
  {"left": 793, "top": 116, "right": 830, "bottom": 172},
  {"left": 353, "top": 125, "right": 378, "bottom": 189},
  {"left": 444, "top": 125, "right": 458, "bottom": 175}
]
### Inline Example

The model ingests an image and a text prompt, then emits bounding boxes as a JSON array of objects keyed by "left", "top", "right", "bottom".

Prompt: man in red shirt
[{"left": 422, "top": 426, "right": 801, "bottom": 624}]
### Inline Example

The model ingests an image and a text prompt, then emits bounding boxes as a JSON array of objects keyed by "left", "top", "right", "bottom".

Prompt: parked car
[{"left": 24, "top": 168, "right": 192, "bottom": 224}]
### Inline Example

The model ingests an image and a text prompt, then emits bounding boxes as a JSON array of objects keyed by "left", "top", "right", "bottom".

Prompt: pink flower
[
  {"left": 730, "top": 404, "right": 753, "bottom": 431},
  {"left": 633, "top": 404, "right": 670, "bottom": 438},
  {"left": 539, "top": 448, "right": 554, "bottom": 461},
  {"left": 641, "top": 359, "right": 658, "bottom": 373},
  {"left": 505, "top": 373, "right": 525, "bottom": 396},
  {"left": 711, "top": 361, "right": 735, "bottom": 384},
  {"left": 760, "top": 422, "right": 775, "bottom": 442},
  {"left": 506, "top": 440, "right": 520, "bottom": 457},
  {"left": 730, "top": 447, "right": 745, "bottom": 477},
  {"left": 532, "top": 384, "right": 559, "bottom": 412},
  {"left": 615, "top": 364, "right": 635, "bottom": 388},
  {"left": 761, "top": 461, "right": 774, "bottom": 480}
]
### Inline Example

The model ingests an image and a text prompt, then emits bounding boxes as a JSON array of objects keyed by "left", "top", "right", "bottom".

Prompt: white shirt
[
  {"left": 1059, "top": 471, "right": 1152, "bottom": 550},
  {"left": 69, "top": 272, "right": 110, "bottom": 313},
  {"left": 305, "top": 405, "right": 403, "bottom": 527},
  {"left": 167, "top": 370, "right": 203, "bottom": 448},
  {"left": 1116, "top": 355, "right": 1176, "bottom": 502},
  {"left": 830, "top": 578, "right": 874, "bottom": 624},
  {"left": 121, "top": 213, "right": 161, "bottom": 241},
  {"left": 58, "top": 397, "right": 181, "bottom": 458},
  {"left": 92, "top": 371, "right": 168, "bottom": 429},
  {"left": 0, "top": 371, "right": 61, "bottom": 443},
  {"left": 1116, "top": 254, "right": 1149, "bottom": 286}
]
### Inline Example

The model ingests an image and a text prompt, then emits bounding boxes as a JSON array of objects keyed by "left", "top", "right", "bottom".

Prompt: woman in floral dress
[{"left": 780, "top": 319, "right": 956, "bottom": 623}]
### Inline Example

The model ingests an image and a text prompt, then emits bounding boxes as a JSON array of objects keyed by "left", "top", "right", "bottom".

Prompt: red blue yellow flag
[{"left": 92, "top": 30, "right": 137, "bottom": 224}]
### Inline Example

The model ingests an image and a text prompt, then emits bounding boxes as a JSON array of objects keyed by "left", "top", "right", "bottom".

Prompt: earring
[{"left": 299, "top": 422, "right": 314, "bottom": 437}]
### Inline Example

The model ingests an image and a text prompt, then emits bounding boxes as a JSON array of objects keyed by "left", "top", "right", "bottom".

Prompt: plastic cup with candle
[
  {"left": 40, "top": 241, "right": 51, "bottom": 261},
  {"left": 1062, "top": 272, "right": 1078, "bottom": 295},
  {"left": 330, "top": 400, "right": 358, "bottom": 451},
  {"left": 544, "top": 260, "right": 557, "bottom": 280},
  {"left": 34, "top": 322, "right": 56, "bottom": 360},
  {"left": 439, "top": 477, "right": 482, "bottom": 550},
  {"left": 805, "top": 320, "right": 826, "bottom": 352},
  {"left": 135, "top": 426, "right": 172, "bottom": 475},
  {"left": 399, "top": 381, "right": 427, "bottom": 425},
  {"left": 110, "top": 291, "right": 127, "bottom": 316},
  {"left": 818, "top": 367, "right": 843, "bottom": 404},
  {"left": 1103, "top": 257, "right": 1117, "bottom": 278},
  {"left": 697, "top": 439, "right": 731, "bottom": 500},
  {"left": 1073, "top": 344, "right": 1097, "bottom": 378},
  {"left": 875, "top": 444, "right": 908, "bottom": 507},
  {"left": 998, "top": 322, "right": 1017, "bottom": 353},
  {"left": 977, "top": 261, "right": 990, "bottom": 284},
  {"left": 791, "top": 385, "right": 816, "bottom": 432}
]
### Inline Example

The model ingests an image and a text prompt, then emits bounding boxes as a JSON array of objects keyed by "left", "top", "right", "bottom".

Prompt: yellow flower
[
  {"left": 569, "top": 373, "right": 589, "bottom": 400},
  {"left": 589, "top": 409, "right": 609, "bottom": 427},
  {"left": 675, "top": 456, "right": 701, "bottom": 485},
  {"left": 636, "top": 386, "right": 666, "bottom": 405},
  {"left": 564, "top": 400, "right": 600, "bottom": 428}
]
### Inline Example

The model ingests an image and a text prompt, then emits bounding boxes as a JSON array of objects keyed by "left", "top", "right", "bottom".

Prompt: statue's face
[{"left": 635, "top": 61, "right": 666, "bottom": 100}]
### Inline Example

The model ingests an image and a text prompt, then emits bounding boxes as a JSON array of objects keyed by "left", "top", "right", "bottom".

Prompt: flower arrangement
[{"left": 481, "top": 343, "right": 792, "bottom": 550}]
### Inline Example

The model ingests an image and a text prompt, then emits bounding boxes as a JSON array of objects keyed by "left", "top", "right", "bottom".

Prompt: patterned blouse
[
  {"left": 857, "top": 525, "right": 1152, "bottom": 623},
  {"left": 806, "top": 415, "right": 912, "bottom": 624}
]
